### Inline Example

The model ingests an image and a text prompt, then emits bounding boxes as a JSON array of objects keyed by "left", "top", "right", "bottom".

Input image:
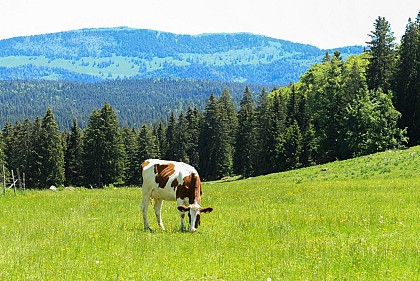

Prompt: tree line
[{"left": 0, "top": 13, "right": 418, "bottom": 188}]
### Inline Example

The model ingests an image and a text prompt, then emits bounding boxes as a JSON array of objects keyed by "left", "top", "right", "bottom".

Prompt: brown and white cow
[{"left": 141, "top": 159, "right": 213, "bottom": 232}]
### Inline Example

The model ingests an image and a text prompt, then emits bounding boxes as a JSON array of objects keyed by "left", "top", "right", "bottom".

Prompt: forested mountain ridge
[
  {"left": 0, "top": 27, "right": 363, "bottom": 84},
  {"left": 0, "top": 78, "right": 265, "bottom": 129}
]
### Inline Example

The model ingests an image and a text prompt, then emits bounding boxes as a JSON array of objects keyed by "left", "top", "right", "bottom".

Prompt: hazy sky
[{"left": 0, "top": 0, "right": 419, "bottom": 48}]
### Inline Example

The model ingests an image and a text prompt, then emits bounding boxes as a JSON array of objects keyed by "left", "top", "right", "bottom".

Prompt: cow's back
[{"left": 141, "top": 159, "right": 198, "bottom": 201}]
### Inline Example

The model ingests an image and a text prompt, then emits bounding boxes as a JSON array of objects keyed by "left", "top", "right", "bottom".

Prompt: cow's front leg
[
  {"left": 179, "top": 211, "right": 186, "bottom": 232},
  {"left": 154, "top": 199, "right": 165, "bottom": 230}
]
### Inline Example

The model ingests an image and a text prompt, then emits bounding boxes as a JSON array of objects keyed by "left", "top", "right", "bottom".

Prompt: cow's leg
[
  {"left": 153, "top": 199, "right": 165, "bottom": 230},
  {"left": 141, "top": 191, "right": 152, "bottom": 231},
  {"left": 179, "top": 211, "right": 186, "bottom": 231},
  {"left": 177, "top": 198, "right": 187, "bottom": 231}
]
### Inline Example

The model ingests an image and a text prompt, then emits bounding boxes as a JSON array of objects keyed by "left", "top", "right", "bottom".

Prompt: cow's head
[{"left": 178, "top": 203, "right": 213, "bottom": 232}]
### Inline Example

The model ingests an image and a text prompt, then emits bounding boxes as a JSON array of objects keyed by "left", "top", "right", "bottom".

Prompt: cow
[{"left": 141, "top": 159, "right": 213, "bottom": 232}]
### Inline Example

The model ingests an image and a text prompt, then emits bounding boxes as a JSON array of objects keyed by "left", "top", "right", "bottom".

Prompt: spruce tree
[
  {"left": 137, "top": 124, "right": 158, "bottom": 164},
  {"left": 366, "top": 16, "right": 396, "bottom": 93},
  {"left": 65, "top": 118, "right": 84, "bottom": 186},
  {"left": 271, "top": 91, "right": 288, "bottom": 172},
  {"left": 27, "top": 117, "right": 43, "bottom": 188},
  {"left": 185, "top": 106, "right": 201, "bottom": 169},
  {"left": 83, "top": 110, "right": 102, "bottom": 187},
  {"left": 200, "top": 93, "right": 220, "bottom": 180},
  {"left": 164, "top": 112, "right": 177, "bottom": 161},
  {"left": 395, "top": 13, "right": 420, "bottom": 146},
  {"left": 121, "top": 127, "right": 138, "bottom": 185},
  {"left": 39, "top": 108, "right": 65, "bottom": 188},
  {"left": 255, "top": 88, "right": 274, "bottom": 175},
  {"left": 83, "top": 103, "right": 125, "bottom": 187},
  {"left": 174, "top": 112, "right": 188, "bottom": 162},
  {"left": 154, "top": 122, "right": 166, "bottom": 159},
  {"left": 216, "top": 88, "right": 237, "bottom": 178},
  {"left": 235, "top": 86, "right": 257, "bottom": 177}
]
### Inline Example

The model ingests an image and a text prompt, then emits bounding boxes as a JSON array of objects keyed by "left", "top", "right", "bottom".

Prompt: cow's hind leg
[
  {"left": 154, "top": 199, "right": 165, "bottom": 230},
  {"left": 141, "top": 191, "right": 152, "bottom": 231}
]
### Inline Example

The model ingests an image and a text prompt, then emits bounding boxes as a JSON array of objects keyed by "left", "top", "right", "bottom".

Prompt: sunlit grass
[{"left": 0, "top": 147, "right": 419, "bottom": 280}]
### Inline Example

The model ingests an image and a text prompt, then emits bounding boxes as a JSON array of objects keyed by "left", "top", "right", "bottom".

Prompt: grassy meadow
[{"left": 1, "top": 146, "right": 419, "bottom": 280}]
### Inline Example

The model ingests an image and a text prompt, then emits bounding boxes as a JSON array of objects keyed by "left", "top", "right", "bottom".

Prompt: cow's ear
[
  {"left": 200, "top": 207, "right": 213, "bottom": 213},
  {"left": 178, "top": 205, "right": 190, "bottom": 212}
]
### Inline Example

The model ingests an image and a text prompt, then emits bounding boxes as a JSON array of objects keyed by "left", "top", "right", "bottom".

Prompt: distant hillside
[
  {"left": 0, "top": 27, "right": 363, "bottom": 84},
  {"left": 0, "top": 79, "right": 265, "bottom": 129}
]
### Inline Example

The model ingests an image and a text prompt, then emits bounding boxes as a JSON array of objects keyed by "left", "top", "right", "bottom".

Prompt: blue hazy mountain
[{"left": 0, "top": 27, "right": 363, "bottom": 85}]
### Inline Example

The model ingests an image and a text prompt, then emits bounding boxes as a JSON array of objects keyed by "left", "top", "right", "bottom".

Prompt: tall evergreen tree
[
  {"left": 235, "top": 86, "right": 257, "bottom": 177},
  {"left": 284, "top": 84, "right": 303, "bottom": 169},
  {"left": 199, "top": 93, "right": 219, "bottom": 180},
  {"left": 164, "top": 112, "right": 177, "bottom": 161},
  {"left": 255, "top": 88, "right": 274, "bottom": 175},
  {"left": 39, "top": 108, "right": 65, "bottom": 188},
  {"left": 154, "top": 122, "right": 166, "bottom": 159},
  {"left": 4, "top": 119, "right": 32, "bottom": 178},
  {"left": 27, "top": 117, "right": 43, "bottom": 188},
  {"left": 137, "top": 124, "right": 158, "bottom": 164},
  {"left": 185, "top": 106, "right": 201, "bottom": 169},
  {"left": 65, "top": 118, "right": 84, "bottom": 186},
  {"left": 366, "top": 16, "right": 396, "bottom": 93},
  {"left": 395, "top": 13, "right": 420, "bottom": 146},
  {"left": 317, "top": 52, "right": 346, "bottom": 162},
  {"left": 121, "top": 127, "right": 138, "bottom": 185},
  {"left": 174, "top": 112, "right": 189, "bottom": 162},
  {"left": 0, "top": 131, "right": 6, "bottom": 174},
  {"left": 216, "top": 88, "right": 237, "bottom": 177},
  {"left": 83, "top": 103, "right": 125, "bottom": 187},
  {"left": 271, "top": 91, "right": 288, "bottom": 172}
]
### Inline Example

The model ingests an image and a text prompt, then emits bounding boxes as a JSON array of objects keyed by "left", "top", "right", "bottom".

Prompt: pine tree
[
  {"left": 174, "top": 112, "right": 188, "bottom": 162},
  {"left": 216, "top": 88, "right": 237, "bottom": 178},
  {"left": 65, "top": 118, "right": 84, "bottom": 186},
  {"left": 284, "top": 84, "right": 303, "bottom": 169},
  {"left": 121, "top": 127, "right": 138, "bottom": 185},
  {"left": 255, "top": 88, "right": 274, "bottom": 175},
  {"left": 271, "top": 91, "right": 288, "bottom": 172},
  {"left": 154, "top": 122, "right": 166, "bottom": 159},
  {"left": 199, "top": 93, "right": 220, "bottom": 180},
  {"left": 235, "top": 86, "right": 257, "bottom": 177},
  {"left": 317, "top": 52, "right": 346, "bottom": 162},
  {"left": 366, "top": 16, "right": 396, "bottom": 93},
  {"left": 395, "top": 13, "right": 420, "bottom": 146},
  {"left": 27, "top": 117, "right": 43, "bottom": 188},
  {"left": 83, "top": 109, "right": 102, "bottom": 187},
  {"left": 83, "top": 103, "right": 125, "bottom": 187},
  {"left": 0, "top": 131, "right": 6, "bottom": 173},
  {"left": 4, "top": 119, "right": 32, "bottom": 177},
  {"left": 137, "top": 124, "right": 158, "bottom": 164},
  {"left": 39, "top": 108, "right": 65, "bottom": 188},
  {"left": 185, "top": 106, "right": 201, "bottom": 169},
  {"left": 164, "top": 112, "right": 177, "bottom": 161}
]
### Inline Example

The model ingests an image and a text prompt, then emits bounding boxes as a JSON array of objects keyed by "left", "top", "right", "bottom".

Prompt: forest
[{"left": 0, "top": 14, "right": 419, "bottom": 188}]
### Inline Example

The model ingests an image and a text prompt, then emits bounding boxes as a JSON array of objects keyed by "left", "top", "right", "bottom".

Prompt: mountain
[{"left": 0, "top": 27, "right": 364, "bottom": 85}]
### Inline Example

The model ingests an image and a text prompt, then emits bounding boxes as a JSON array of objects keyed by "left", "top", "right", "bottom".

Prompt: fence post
[
  {"left": 2, "top": 165, "right": 5, "bottom": 195},
  {"left": 12, "top": 170, "right": 16, "bottom": 196}
]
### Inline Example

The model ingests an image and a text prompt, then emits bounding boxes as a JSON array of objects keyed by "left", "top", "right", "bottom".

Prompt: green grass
[{"left": 1, "top": 147, "right": 419, "bottom": 280}]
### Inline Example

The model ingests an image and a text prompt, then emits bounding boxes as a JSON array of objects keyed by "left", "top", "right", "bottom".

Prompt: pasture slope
[{"left": 0, "top": 146, "right": 419, "bottom": 280}]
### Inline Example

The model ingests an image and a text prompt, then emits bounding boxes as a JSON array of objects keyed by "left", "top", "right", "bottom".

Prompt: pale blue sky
[{"left": 0, "top": 0, "right": 419, "bottom": 48}]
